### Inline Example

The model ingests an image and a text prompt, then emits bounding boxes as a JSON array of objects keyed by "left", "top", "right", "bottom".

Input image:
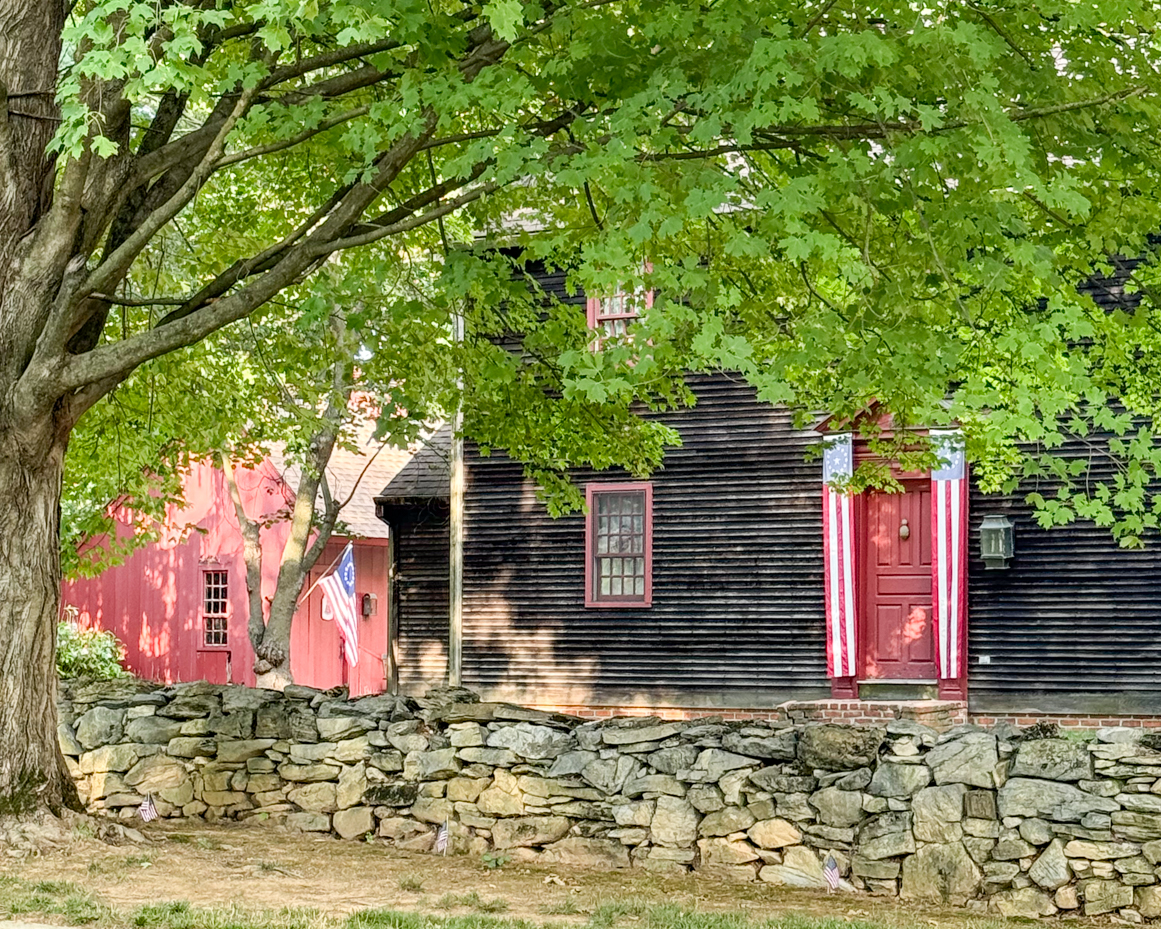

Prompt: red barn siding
[{"left": 63, "top": 460, "right": 389, "bottom": 694}]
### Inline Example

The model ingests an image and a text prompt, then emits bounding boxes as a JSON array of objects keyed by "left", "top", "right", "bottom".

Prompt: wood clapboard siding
[
  {"left": 462, "top": 374, "right": 830, "bottom": 707},
  {"left": 392, "top": 505, "right": 451, "bottom": 692},
  {"left": 968, "top": 435, "right": 1161, "bottom": 715}
]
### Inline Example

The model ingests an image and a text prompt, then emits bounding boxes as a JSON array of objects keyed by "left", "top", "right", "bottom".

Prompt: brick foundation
[{"left": 536, "top": 701, "right": 1161, "bottom": 732}]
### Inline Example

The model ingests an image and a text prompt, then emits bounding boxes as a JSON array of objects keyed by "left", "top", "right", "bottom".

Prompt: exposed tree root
[{"left": 0, "top": 809, "right": 148, "bottom": 857}]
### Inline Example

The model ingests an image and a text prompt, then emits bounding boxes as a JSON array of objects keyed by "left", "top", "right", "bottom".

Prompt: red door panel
[
  {"left": 862, "top": 480, "right": 936, "bottom": 680},
  {"left": 196, "top": 650, "right": 231, "bottom": 684}
]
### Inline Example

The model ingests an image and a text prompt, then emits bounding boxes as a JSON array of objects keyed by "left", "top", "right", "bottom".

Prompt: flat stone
[
  {"left": 410, "top": 796, "right": 453, "bottom": 824},
  {"left": 648, "top": 746, "right": 698, "bottom": 775},
  {"left": 833, "top": 768, "right": 872, "bottom": 791},
  {"left": 613, "top": 799, "right": 655, "bottom": 827},
  {"left": 809, "top": 786, "right": 864, "bottom": 827},
  {"left": 602, "top": 722, "right": 685, "bottom": 745},
  {"left": 901, "top": 841, "right": 982, "bottom": 904},
  {"left": 286, "top": 812, "right": 330, "bottom": 832},
  {"left": 1064, "top": 839, "right": 1141, "bottom": 860},
  {"left": 852, "top": 855, "right": 900, "bottom": 879},
  {"left": 542, "top": 837, "right": 631, "bottom": 868},
  {"left": 216, "top": 739, "right": 277, "bottom": 764},
  {"left": 79, "top": 744, "right": 140, "bottom": 774},
  {"left": 913, "top": 785, "right": 967, "bottom": 843},
  {"left": 582, "top": 756, "right": 641, "bottom": 794},
  {"left": 993, "top": 837, "right": 1038, "bottom": 860},
  {"left": 750, "top": 770, "right": 817, "bottom": 793},
  {"left": 449, "top": 724, "right": 487, "bottom": 748},
  {"left": 688, "top": 785, "right": 725, "bottom": 812},
  {"left": 124, "top": 755, "right": 187, "bottom": 792},
  {"left": 287, "top": 782, "right": 337, "bottom": 813},
  {"left": 926, "top": 732, "right": 998, "bottom": 788},
  {"left": 75, "top": 706, "right": 126, "bottom": 749},
  {"left": 1080, "top": 878, "right": 1134, "bottom": 916},
  {"left": 331, "top": 736, "right": 372, "bottom": 763},
  {"left": 699, "top": 807, "right": 755, "bottom": 837},
  {"left": 859, "top": 828, "right": 916, "bottom": 860},
  {"left": 333, "top": 806, "right": 375, "bottom": 839},
  {"left": 487, "top": 723, "right": 571, "bottom": 759},
  {"left": 1113, "top": 811, "right": 1161, "bottom": 841},
  {"left": 1029, "top": 839, "right": 1072, "bottom": 890},
  {"left": 624, "top": 774, "right": 685, "bottom": 798},
  {"left": 1056, "top": 885, "right": 1080, "bottom": 909},
  {"left": 337, "top": 766, "right": 368, "bottom": 809},
  {"left": 963, "top": 789, "right": 998, "bottom": 819},
  {"left": 166, "top": 737, "right": 216, "bottom": 758},
  {"left": 279, "top": 762, "right": 341, "bottom": 782},
  {"left": 491, "top": 815, "right": 571, "bottom": 848},
  {"left": 378, "top": 816, "right": 429, "bottom": 840},
  {"left": 798, "top": 725, "right": 884, "bottom": 770},
  {"left": 418, "top": 748, "right": 460, "bottom": 780},
  {"left": 1119, "top": 793, "right": 1161, "bottom": 814},
  {"left": 698, "top": 837, "right": 760, "bottom": 866},
  {"left": 999, "top": 777, "right": 1119, "bottom": 821},
  {"left": 316, "top": 716, "right": 374, "bottom": 741},
  {"left": 869, "top": 762, "right": 931, "bottom": 798},
  {"left": 124, "top": 716, "right": 183, "bottom": 744},
  {"left": 363, "top": 783, "right": 417, "bottom": 807},
  {"left": 1019, "top": 817, "right": 1054, "bottom": 845},
  {"left": 758, "top": 845, "right": 827, "bottom": 888},
  {"left": 1012, "top": 739, "right": 1093, "bottom": 782},
  {"left": 721, "top": 731, "right": 796, "bottom": 761},
  {"left": 990, "top": 887, "right": 1057, "bottom": 918},
  {"left": 456, "top": 747, "right": 518, "bottom": 766},
  {"left": 651, "top": 796, "right": 700, "bottom": 847},
  {"left": 477, "top": 784, "right": 524, "bottom": 816},
  {"left": 747, "top": 818, "right": 802, "bottom": 849},
  {"left": 1136, "top": 886, "right": 1161, "bottom": 918}
]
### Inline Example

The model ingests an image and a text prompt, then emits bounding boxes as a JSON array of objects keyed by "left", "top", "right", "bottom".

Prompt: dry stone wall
[{"left": 57, "top": 680, "right": 1161, "bottom": 920}]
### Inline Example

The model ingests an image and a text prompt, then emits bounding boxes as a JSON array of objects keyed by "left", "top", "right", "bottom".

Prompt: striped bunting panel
[
  {"left": 822, "top": 433, "right": 856, "bottom": 679},
  {"left": 930, "top": 429, "right": 967, "bottom": 680}
]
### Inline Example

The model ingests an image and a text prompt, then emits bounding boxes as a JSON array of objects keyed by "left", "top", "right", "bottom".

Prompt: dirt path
[{"left": 1, "top": 822, "right": 998, "bottom": 927}]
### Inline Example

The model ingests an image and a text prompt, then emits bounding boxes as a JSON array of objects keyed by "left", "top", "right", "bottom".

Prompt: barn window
[
  {"left": 202, "top": 570, "right": 229, "bottom": 646},
  {"left": 585, "top": 483, "right": 653, "bottom": 607},
  {"left": 586, "top": 281, "right": 652, "bottom": 348}
]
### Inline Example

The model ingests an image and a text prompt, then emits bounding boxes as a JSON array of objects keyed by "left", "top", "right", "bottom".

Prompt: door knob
[{"left": 899, "top": 518, "right": 910, "bottom": 540}]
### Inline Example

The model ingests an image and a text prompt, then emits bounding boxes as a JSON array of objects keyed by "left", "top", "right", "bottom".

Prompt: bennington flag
[
  {"left": 137, "top": 794, "right": 158, "bottom": 823},
  {"left": 320, "top": 542, "right": 359, "bottom": 668}
]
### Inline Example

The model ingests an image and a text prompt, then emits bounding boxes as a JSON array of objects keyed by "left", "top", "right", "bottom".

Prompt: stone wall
[{"left": 58, "top": 679, "right": 1161, "bottom": 920}]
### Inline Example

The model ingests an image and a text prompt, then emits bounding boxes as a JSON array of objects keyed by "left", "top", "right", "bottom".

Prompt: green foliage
[
  {"left": 56, "top": 623, "right": 129, "bottom": 680},
  {"left": 479, "top": 849, "right": 511, "bottom": 870},
  {"left": 42, "top": 0, "right": 1161, "bottom": 547}
]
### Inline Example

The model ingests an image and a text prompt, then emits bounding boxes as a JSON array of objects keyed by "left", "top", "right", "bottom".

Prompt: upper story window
[
  {"left": 202, "top": 570, "right": 228, "bottom": 646},
  {"left": 585, "top": 483, "right": 653, "bottom": 608},
  {"left": 586, "top": 279, "right": 653, "bottom": 348}
]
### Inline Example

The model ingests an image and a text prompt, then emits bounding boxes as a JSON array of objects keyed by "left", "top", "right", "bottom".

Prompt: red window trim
[
  {"left": 584, "top": 482, "right": 653, "bottom": 608},
  {"left": 200, "top": 568, "right": 230, "bottom": 649},
  {"left": 585, "top": 271, "right": 654, "bottom": 347}
]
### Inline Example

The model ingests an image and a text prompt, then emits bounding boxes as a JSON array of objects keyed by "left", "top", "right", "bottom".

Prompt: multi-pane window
[
  {"left": 586, "top": 284, "right": 652, "bottom": 347},
  {"left": 202, "top": 570, "right": 228, "bottom": 646},
  {"left": 585, "top": 483, "right": 653, "bottom": 607}
]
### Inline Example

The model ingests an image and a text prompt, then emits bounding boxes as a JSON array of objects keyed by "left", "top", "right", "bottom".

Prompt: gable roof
[
  {"left": 270, "top": 415, "right": 413, "bottom": 539},
  {"left": 376, "top": 425, "right": 452, "bottom": 501}
]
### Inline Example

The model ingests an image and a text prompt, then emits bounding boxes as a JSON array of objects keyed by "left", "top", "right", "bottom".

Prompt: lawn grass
[{"left": 0, "top": 872, "right": 1011, "bottom": 929}]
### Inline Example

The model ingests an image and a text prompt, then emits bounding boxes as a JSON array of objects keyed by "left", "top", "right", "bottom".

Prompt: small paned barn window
[
  {"left": 585, "top": 483, "right": 653, "bottom": 607},
  {"left": 202, "top": 570, "right": 229, "bottom": 646},
  {"left": 586, "top": 279, "right": 653, "bottom": 348}
]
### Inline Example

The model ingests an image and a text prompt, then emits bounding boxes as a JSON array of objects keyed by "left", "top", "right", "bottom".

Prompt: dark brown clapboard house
[{"left": 375, "top": 263, "right": 1161, "bottom": 721}]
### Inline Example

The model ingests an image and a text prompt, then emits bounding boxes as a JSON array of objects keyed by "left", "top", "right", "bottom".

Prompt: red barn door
[{"left": 861, "top": 480, "right": 937, "bottom": 680}]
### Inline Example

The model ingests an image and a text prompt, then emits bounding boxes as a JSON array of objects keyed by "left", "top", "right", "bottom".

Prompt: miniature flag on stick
[
  {"left": 435, "top": 820, "right": 450, "bottom": 855},
  {"left": 320, "top": 542, "right": 359, "bottom": 667},
  {"left": 823, "top": 853, "right": 841, "bottom": 892},
  {"left": 138, "top": 794, "right": 158, "bottom": 823}
]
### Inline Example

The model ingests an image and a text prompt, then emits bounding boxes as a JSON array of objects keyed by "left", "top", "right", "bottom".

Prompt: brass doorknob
[{"left": 899, "top": 518, "right": 910, "bottom": 540}]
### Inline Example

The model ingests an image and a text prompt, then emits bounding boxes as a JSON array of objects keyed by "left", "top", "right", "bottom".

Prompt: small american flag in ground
[
  {"left": 138, "top": 794, "right": 158, "bottom": 823},
  {"left": 434, "top": 821, "right": 449, "bottom": 855},
  {"left": 823, "top": 854, "right": 841, "bottom": 892}
]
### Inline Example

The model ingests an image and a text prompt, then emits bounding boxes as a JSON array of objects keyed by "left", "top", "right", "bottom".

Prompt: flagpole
[{"left": 296, "top": 540, "right": 352, "bottom": 608}]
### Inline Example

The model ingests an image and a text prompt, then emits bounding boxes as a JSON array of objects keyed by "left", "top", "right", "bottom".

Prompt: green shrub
[{"left": 57, "top": 622, "right": 129, "bottom": 680}]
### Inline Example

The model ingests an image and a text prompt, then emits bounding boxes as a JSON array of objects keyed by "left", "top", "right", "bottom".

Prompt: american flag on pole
[
  {"left": 320, "top": 542, "right": 359, "bottom": 668},
  {"left": 137, "top": 794, "right": 158, "bottom": 822},
  {"left": 931, "top": 430, "right": 967, "bottom": 681},
  {"left": 823, "top": 853, "right": 841, "bottom": 892},
  {"left": 822, "top": 434, "right": 856, "bottom": 679}
]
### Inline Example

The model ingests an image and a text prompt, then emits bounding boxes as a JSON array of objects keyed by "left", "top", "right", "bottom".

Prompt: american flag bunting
[
  {"left": 822, "top": 434, "right": 856, "bottom": 679},
  {"left": 931, "top": 430, "right": 967, "bottom": 680}
]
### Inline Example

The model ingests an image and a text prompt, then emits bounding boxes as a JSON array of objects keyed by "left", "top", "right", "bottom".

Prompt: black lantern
[{"left": 979, "top": 515, "right": 1014, "bottom": 569}]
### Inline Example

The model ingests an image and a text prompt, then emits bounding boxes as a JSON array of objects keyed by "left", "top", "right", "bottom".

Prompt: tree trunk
[{"left": 0, "top": 418, "right": 80, "bottom": 815}]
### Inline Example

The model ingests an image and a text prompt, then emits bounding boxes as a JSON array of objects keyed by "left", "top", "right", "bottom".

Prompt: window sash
[
  {"left": 202, "top": 570, "right": 228, "bottom": 646},
  {"left": 585, "top": 483, "right": 653, "bottom": 607}
]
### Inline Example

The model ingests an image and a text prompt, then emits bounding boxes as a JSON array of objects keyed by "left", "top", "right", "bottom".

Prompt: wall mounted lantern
[{"left": 979, "top": 515, "right": 1014, "bottom": 569}]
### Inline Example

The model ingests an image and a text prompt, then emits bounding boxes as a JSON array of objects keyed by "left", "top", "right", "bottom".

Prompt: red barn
[{"left": 63, "top": 442, "right": 411, "bottom": 696}]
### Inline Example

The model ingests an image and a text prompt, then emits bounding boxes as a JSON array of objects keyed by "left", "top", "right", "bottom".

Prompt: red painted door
[{"left": 862, "top": 480, "right": 936, "bottom": 680}]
